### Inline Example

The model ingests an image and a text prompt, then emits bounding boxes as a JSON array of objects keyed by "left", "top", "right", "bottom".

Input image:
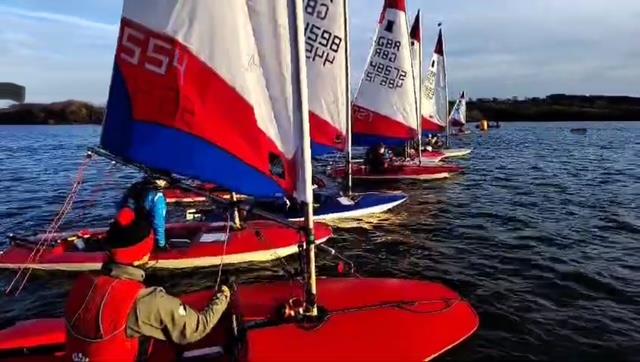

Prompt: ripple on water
[{"left": 1, "top": 123, "right": 640, "bottom": 360}]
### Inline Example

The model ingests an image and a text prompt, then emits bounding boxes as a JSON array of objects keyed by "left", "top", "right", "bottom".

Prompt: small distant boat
[
  {"left": 570, "top": 128, "right": 587, "bottom": 134},
  {"left": 452, "top": 129, "right": 471, "bottom": 136}
]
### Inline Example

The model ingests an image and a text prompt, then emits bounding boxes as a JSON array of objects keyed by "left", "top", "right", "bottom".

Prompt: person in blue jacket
[{"left": 118, "top": 175, "right": 170, "bottom": 250}]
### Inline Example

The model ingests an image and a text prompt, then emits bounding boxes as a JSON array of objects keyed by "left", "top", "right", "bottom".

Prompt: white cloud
[
  {"left": 1, "top": 0, "right": 638, "bottom": 103},
  {"left": 350, "top": 0, "right": 640, "bottom": 98},
  {"left": 0, "top": 6, "right": 118, "bottom": 103},
  {"left": 0, "top": 5, "right": 117, "bottom": 32}
]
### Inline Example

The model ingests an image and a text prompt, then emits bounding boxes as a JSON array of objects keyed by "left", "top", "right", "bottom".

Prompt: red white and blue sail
[
  {"left": 352, "top": 0, "right": 417, "bottom": 146},
  {"left": 101, "top": 0, "right": 302, "bottom": 199},
  {"left": 303, "top": 0, "right": 348, "bottom": 155},
  {"left": 421, "top": 29, "right": 448, "bottom": 135},
  {"left": 449, "top": 91, "right": 467, "bottom": 127}
]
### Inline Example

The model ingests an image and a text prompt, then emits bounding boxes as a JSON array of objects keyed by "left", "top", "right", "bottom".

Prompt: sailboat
[
  {"left": 335, "top": 0, "right": 462, "bottom": 181},
  {"left": 420, "top": 26, "right": 472, "bottom": 158},
  {"left": 0, "top": 1, "right": 478, "bottom": 360},
  {"left": 256, "top": 0, "right": 408, "bottom": 220},
  {"left": 408, "top": 10, "right": 447, "bottom": 163},
  {"left": 0, "top": 220, "right": 332, "bottom": 271},
  {"left": 449, "top": 91, "right": 470, "bottom": 135},
  {"left": 152, "top": 2, "right": 409, "bottom": 220},
  {"left": 0, "top": 0, "right": 333, "bottom": 272}
]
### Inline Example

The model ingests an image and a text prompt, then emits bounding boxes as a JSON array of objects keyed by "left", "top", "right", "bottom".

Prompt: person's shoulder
[{"left": 136, "top": 287, "right": 182, "bottom": 310}]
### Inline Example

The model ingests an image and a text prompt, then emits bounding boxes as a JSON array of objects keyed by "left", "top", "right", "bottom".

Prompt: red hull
[
  {"left": 0, "top": 278, "right": 478, "bottom": 361},
  {"left": 164, "top": 188, "right": 209, "bottom": 203},
  {"left": 420, "top": 150, "right": 447, "bottom": 162},
  {"left": 330, "top": 163, "right": 462, "bottom": 181},
  {"left": 0, "top": 221, "right": 332, "bottom": 271}
]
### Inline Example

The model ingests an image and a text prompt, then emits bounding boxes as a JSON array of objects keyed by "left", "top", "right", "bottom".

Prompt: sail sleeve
[
  {"left": 351, "top": 0, "right": 418, "bottom": 146},
  {"left": 100, "top": 0, "right": 300, "bottom": 199}
]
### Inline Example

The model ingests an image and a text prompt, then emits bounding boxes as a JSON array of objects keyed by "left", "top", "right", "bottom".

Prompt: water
[{"left": 1, "top": 123, "right": 639, "bottom": 360}]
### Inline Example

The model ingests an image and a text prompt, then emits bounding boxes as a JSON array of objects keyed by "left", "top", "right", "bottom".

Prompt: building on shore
[{"left": 0, "top": 83, "right": 26, "bottom": 104}]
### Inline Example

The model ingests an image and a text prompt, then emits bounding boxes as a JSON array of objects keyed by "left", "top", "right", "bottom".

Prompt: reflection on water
[{"left": 1, "top": 123, "right": 640, "bottom": 360}]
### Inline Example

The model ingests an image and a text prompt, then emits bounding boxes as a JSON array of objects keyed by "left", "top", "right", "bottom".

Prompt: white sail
[
  {"left": 352, "top": 0, "right": 417, "bottom": 144},
  {"left": 303, "top": 0, "right": 348, "bottom": 153},
  {"left": 409, "top": 10, "right": 422, "bottom": 139},
  {"left": 103, "top": 0, "right": 306, "bottom": 198},
  {"left": 247, "top": 0, "right": 311, "bottom": 203},
  {"left": 449, "top": 91, "right": 467, "bottom": 126},
  {"left": 421, "top": 28, "right": 447, "bottom": 133}
]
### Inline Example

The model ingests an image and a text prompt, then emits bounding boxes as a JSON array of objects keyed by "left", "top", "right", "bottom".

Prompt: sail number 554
[{"left": 119, "top": 26, "right": 187, "bottom": 80}]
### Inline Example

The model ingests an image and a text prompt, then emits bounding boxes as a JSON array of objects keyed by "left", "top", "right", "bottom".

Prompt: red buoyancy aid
[{"left": 64, "top": 273, "right": 144, "bottom": 362}]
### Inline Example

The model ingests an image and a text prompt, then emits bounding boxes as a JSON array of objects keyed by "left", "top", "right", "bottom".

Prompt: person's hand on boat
[{"left": 218, "top": 285, "right": 231, "bottom": 300}]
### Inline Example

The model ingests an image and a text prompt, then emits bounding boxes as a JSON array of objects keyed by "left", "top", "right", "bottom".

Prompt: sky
[{"left": 1, "top": 0, "right": 639, "bottom": 104}]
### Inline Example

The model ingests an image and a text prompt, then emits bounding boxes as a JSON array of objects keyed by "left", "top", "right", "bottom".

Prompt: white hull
[
  {"left": 288, "top": 196, "right": 407, "bottom": 221},
  {"left": 353, "top": 172, "right": 453, "bottom": 181},
  {"left": 442, "top": 148, "right": 472, "bottom": 158}
]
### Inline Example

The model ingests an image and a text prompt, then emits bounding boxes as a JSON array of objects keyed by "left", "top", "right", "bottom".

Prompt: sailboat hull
[
  {"left": 270, "top": 192, "right": 408, "bottom": 221},
  {"left": 0, "top": 278, "right": 479, "bottom": 362},
  {"left": 440, "top": 148, "right": 472, "bottom": 158},
  {"left": 330, "top": 164, "right": 462, "bottom": 181},
  {"left": 0, "top": 221, "right": 332, "bottom": 271}
]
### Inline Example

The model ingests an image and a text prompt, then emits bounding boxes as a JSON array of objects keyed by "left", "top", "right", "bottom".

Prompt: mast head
[
  {"left": 410, "top": 10, "right": 421, "bottom": 42},
  {"left": 384, "top": 0, "right": 407, "bottom": 12},
  {"left": 434, "top": 28, "right": 444, "bottom": 55}
]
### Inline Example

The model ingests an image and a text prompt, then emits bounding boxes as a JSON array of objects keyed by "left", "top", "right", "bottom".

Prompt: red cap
[
  {"left": 110, "top": 235, "right": 154, "bottom": 266},
  {"left": 107, "top": 208, "right": 154, "bottom": 265}
]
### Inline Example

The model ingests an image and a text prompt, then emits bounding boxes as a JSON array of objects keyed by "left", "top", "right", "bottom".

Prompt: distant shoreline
[
  {"left": 466, "top": 94, "right": 640, "bottom": 122},
  {"left": 0, "top": 100, "right": 103, "bottom": 125},
  {"left": 1, "top": 94, "right": 639, "bottom": 125}
]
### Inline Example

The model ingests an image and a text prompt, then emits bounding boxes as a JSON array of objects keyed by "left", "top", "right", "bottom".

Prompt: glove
[{"left": 218, "top": 285, "right": 231, "bottom": 299}]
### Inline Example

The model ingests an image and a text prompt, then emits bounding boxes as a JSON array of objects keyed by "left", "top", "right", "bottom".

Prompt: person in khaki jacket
[{"left": 64, "top": 207, "right": 230, "bottom": 362}]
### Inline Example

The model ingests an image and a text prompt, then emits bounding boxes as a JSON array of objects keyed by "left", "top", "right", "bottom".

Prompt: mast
[
  {"left": 291, "top": 0, "right": 317, "bottom": 316},
  {"left": 344, "top": 0, "right": 352, "bottom": 195},
  {"left": 408, "top": 10, "right": 421, "bottom": 163},
  {"left": 441, "top": 24, "right": 450, "bottom": 148},
  {"left": 415, "top": 11, "right": 423, "bottom": 164}
]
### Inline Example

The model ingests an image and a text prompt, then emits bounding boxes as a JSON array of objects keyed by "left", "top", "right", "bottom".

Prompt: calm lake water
[{"left": 0, "top": 123, "right": 639, "bottom": 361}]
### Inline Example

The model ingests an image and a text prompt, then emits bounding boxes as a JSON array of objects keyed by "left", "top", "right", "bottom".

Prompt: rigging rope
[
  {"left": 78, "top": 160, "right": 118, "bottom": 219},
  {"left": 214, "top": 211, "right": 232, "bottom": 292},
  {"left": 5, "top": 154, "right": 93, "bottom": 295}
]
